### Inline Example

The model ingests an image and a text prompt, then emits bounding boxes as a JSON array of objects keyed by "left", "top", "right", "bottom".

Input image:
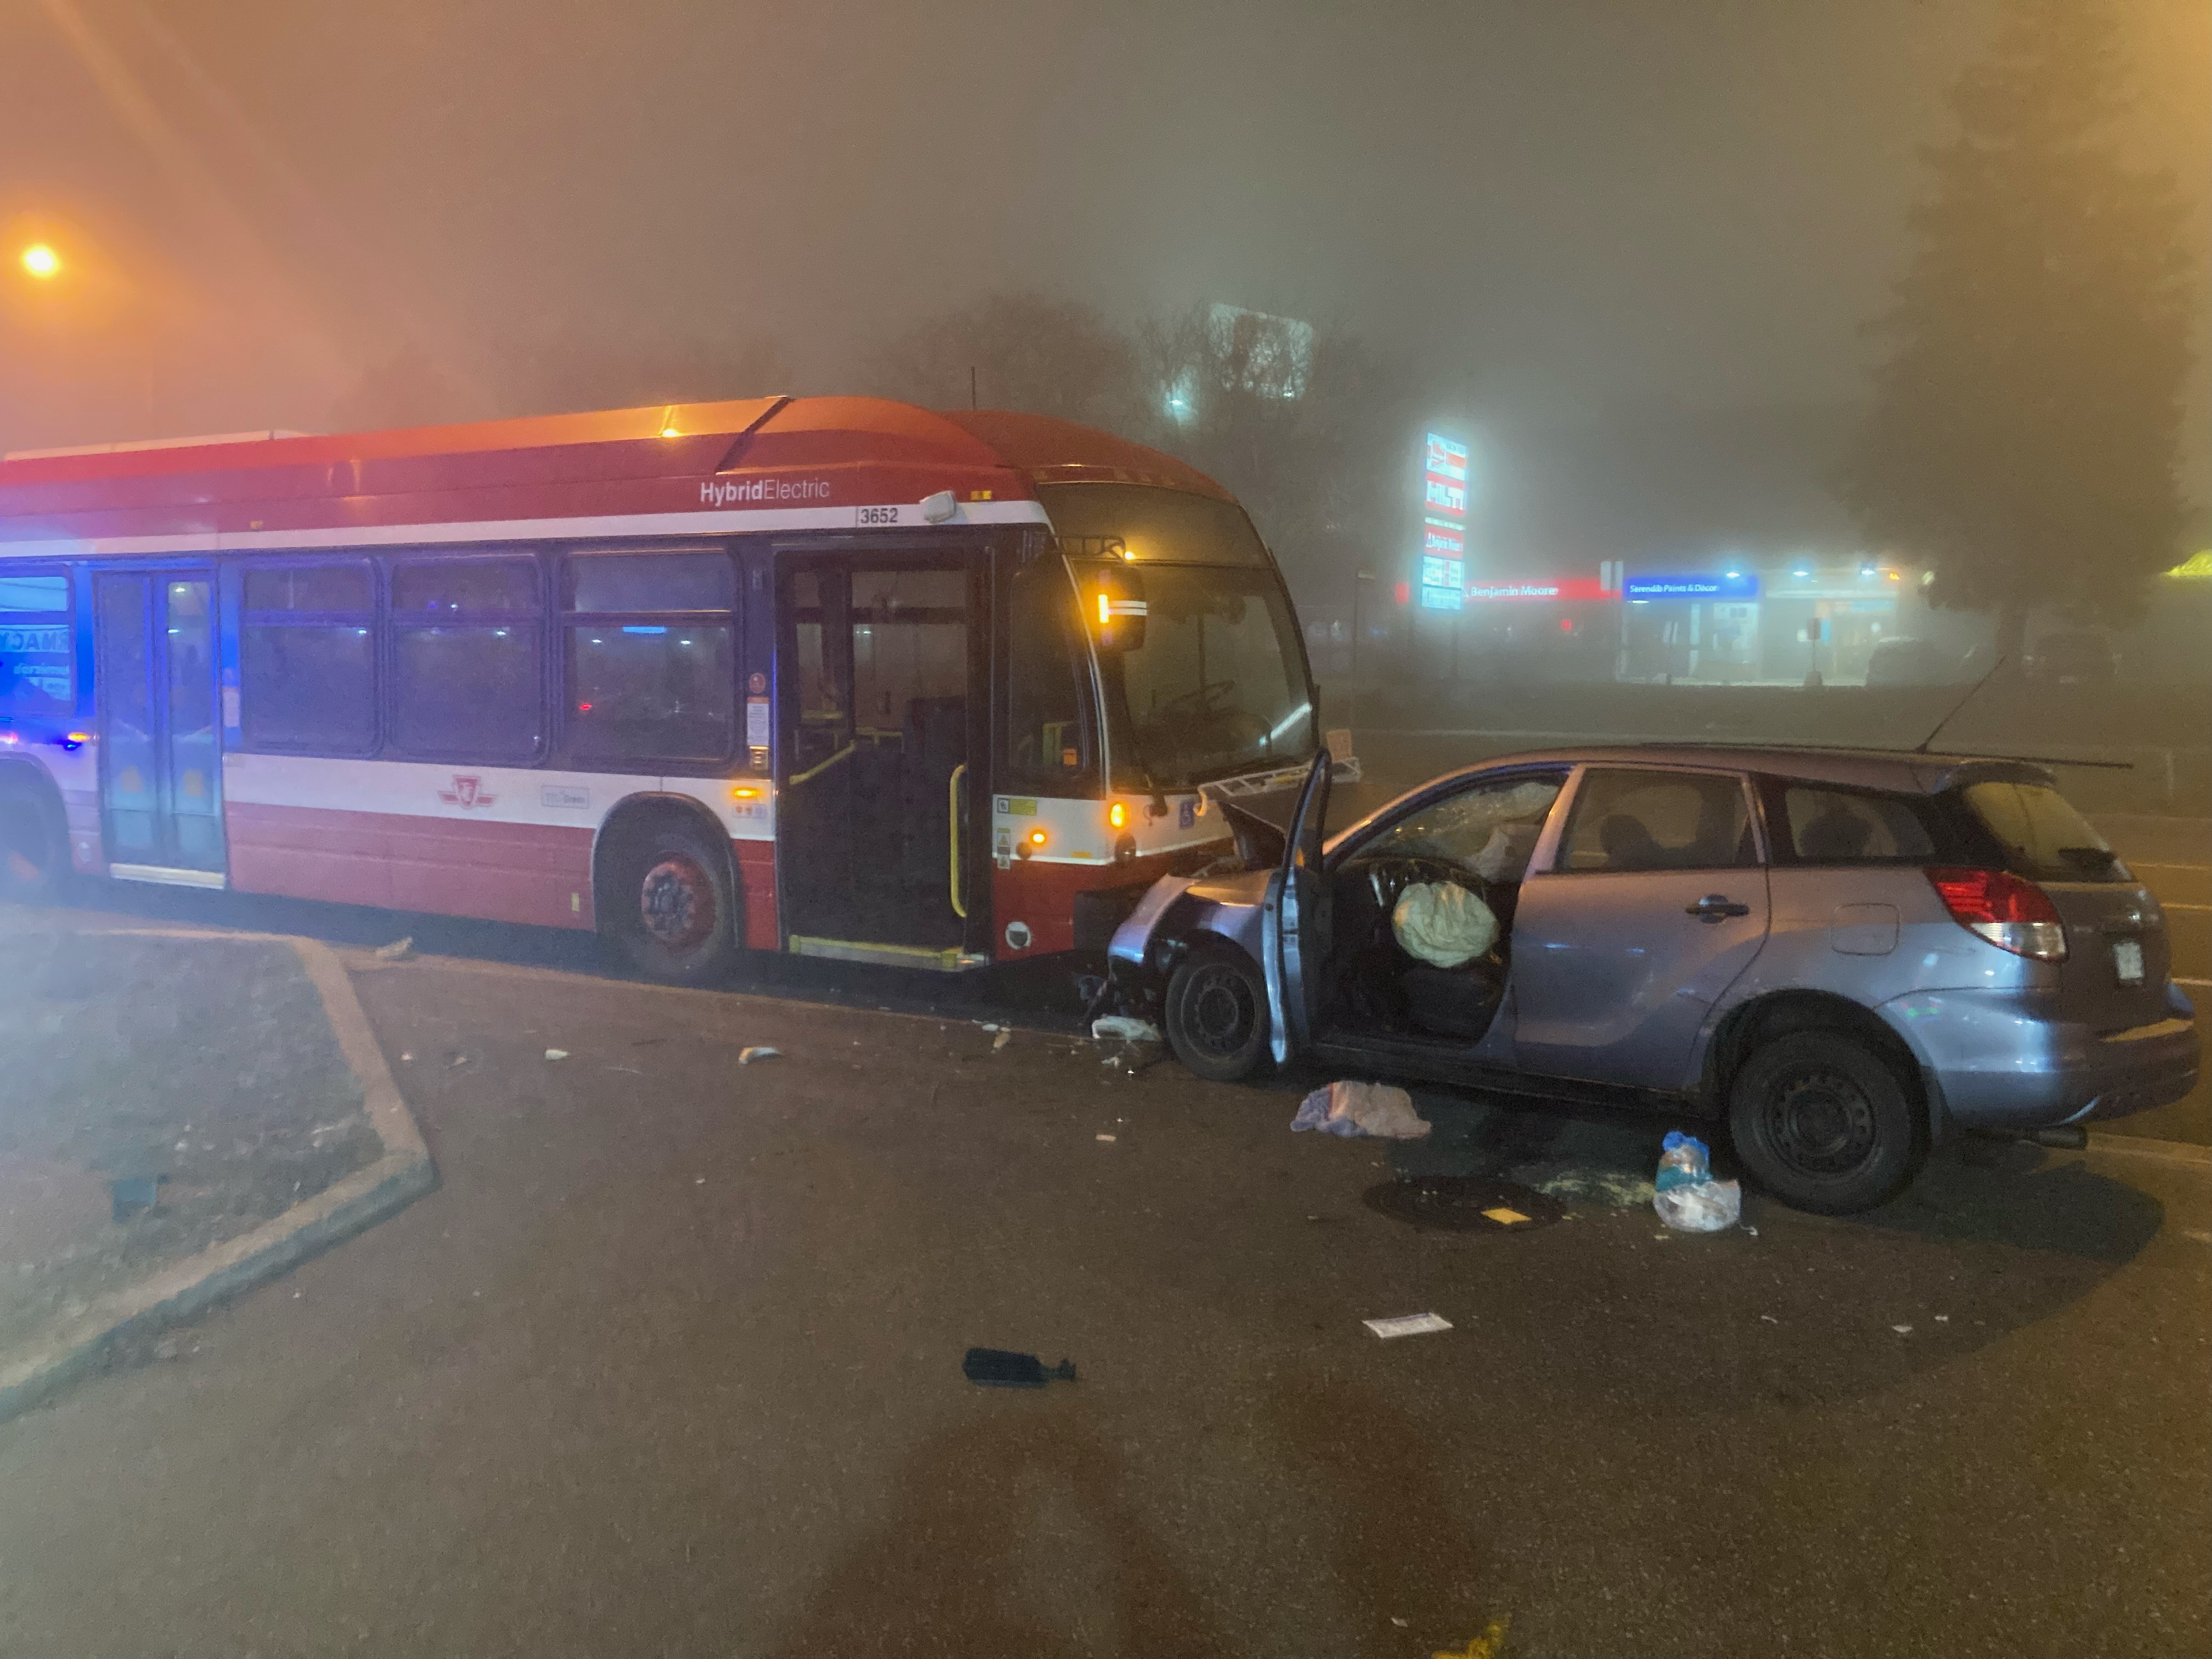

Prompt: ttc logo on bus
[{"left": 437, "top": 775, "right": 498, "bottom": 810}]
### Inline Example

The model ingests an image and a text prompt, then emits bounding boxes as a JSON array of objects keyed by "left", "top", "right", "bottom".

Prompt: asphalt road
[{"left": 0, "top": 942, "right": 2205, "bottom": 1657}]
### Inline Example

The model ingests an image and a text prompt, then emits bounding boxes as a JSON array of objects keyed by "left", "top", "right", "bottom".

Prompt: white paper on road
[{"left": 1363, "top": 1312, "right": 1454, "bottom": 1339}]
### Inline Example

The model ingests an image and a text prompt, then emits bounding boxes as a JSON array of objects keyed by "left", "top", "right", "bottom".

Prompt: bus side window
[
  {"left": 562, "top": 551, "right": 735, "bottom": 765},
  {"left": 239, "top": 562, "right": 376, "bottom": 754},
  {"left": 0, "top": 571, "right": 73, "bottom": 724},
  {"left": 388, "top": 558, "right": 543, "bottom": 763},
  {"left": 1002, "top": 560, "right": 1094, "bottom": 793}
]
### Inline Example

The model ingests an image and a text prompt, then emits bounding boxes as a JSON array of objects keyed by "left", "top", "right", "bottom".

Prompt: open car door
[{"left": 1260, "top": 751, "right": 1332, "bottom": 1064}]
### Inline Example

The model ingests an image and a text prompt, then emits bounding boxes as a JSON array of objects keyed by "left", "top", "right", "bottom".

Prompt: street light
[{"left": 19, "top": 243, "right": 61, "bottom": 280}]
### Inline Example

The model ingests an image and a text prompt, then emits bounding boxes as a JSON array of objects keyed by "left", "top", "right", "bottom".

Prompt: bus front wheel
[{"left": 604, "top": 817, "right": 738, "bottom": 985}]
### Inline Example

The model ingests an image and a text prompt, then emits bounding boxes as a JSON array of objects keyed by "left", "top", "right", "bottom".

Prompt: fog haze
[{"left": 2, "top": 0, "right": 2205, "bottom": 500}]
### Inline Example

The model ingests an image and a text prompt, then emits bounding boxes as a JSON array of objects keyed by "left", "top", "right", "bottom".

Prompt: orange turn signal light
[
  {"left": 1108, "top": 801, "right": 1127, "bottom": 830},
  {"left": 1028, "top": 828, "right": 1048, "bottom": 847}
]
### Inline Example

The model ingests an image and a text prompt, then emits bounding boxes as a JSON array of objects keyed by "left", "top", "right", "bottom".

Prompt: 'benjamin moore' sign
[{"left": 1623, "top": 572, "right": 1760, "bottom": 600}]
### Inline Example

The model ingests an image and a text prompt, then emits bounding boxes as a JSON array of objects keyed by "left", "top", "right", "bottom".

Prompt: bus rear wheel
[{"left": 605, "top": 817, "right": 738, "bottom": 985}]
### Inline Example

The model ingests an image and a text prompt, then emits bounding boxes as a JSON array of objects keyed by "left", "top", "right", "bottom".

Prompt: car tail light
[{"left": 1925, "top": 866, "right": 2067, "bottom": 961}]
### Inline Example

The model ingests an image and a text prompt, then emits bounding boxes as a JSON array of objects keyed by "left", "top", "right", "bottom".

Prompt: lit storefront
[{"left": 1446, "top": 558, "right": 1909, "bottom": 684}]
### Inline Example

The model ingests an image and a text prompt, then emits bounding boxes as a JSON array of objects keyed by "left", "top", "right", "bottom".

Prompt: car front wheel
[
  {"left": 1164, "top": 947, "right": 1269, "bottom": 1083},
  {"left": 1727, "top": 1029, "right": 1923, "bottom": 1214}
]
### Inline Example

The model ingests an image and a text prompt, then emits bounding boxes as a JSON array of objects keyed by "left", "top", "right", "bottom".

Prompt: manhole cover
[{"left": 1363, "top": 1176, "right": 1566, "bottom": 1232}]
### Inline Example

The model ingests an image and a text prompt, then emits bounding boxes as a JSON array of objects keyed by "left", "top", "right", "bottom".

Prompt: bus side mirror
[{"left": 1090, "top": 568, "right": 1147, "bottom": 654}]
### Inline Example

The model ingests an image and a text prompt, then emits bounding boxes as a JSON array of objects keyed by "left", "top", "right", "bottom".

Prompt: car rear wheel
[
  {"left": 1164, "top": 947, "right": 1269, "bottom": 1083},
  {"left": 603, "top": 817, "right": 738, "bottom": 985},
  {"left": 1727, "top": 1029, "right": 1923, "bottom": 1215}
]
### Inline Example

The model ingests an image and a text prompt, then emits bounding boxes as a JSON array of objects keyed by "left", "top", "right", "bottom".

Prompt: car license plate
[{"left": 2113, "top": 938, "right": 2145, "bottom": 984}]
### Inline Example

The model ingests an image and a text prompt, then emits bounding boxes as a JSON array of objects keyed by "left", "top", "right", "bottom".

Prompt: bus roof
[{"left": 0, "top": 397, "right": 1229, "bottom": 554}]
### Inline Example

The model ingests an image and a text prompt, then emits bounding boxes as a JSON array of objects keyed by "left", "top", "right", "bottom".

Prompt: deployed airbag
[{"left": 1391, "top": 880, "right": 1499, "bottom": 969}]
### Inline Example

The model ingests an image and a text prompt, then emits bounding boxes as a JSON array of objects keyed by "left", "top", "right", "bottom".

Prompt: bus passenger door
[
  {"left": 776, "top": 554, "right": 986, "bottom": 966},
  {"left": 93, "top": 573, "right": 226, "bottom": 883}
]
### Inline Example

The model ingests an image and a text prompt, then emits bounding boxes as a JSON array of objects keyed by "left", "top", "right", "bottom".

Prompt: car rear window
[
  {"left": 1961, "top": 781, "right": 2131, "bottom": 883},
  {"left": 1776, "top": 786, "right": 1938, "bottom": 865}
]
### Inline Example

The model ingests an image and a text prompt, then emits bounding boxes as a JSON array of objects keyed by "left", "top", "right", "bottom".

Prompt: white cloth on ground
[{"left": 1291, "top": 1080, "right": 1432, "bottom": 1139}]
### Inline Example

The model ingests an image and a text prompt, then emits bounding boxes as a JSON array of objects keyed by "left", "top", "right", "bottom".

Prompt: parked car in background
[
  {"left": 1863, "top": 636, "right": 1961, "bottom": 687},
  {"left": 2025, "top": 628, "right": 2117, "bottom": 684},
  {"left": 1109, "top": 746, "right": 2198, "bottom": 1214}
]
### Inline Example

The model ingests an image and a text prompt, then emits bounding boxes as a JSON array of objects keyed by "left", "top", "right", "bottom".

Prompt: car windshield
[
  {"left": 1962, "top": 780, "right": 2131, "bottom": 883},
  {"left": 1081, "top": 562, "right": 1313, "bottom": 791}
]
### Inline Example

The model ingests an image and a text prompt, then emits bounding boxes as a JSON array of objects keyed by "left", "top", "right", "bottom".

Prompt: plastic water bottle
[{"left": 1655, "top": 1130, "right": 1711, "bottom": 1193}]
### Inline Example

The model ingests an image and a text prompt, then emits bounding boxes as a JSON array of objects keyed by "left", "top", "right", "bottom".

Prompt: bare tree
[
  {"left": 860, "top": 292, "right": 1145, "bottom": 432},
  {"left": 324, "top": 347, "right": 484, "bottom": 432},
  {"left": 510, "top": 334, "right": 797, "bottom": 416},
  {"left": 1139, "top": 303, "right": 1412, "bottom": 600},
  {"left": 1837, "top": 0, "right": 2197, "bottom": 667},
  {"left": 326, "top": 332, "right": 795, "bottom": 432}
]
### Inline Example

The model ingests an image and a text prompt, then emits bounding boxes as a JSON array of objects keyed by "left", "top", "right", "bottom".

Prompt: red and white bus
[{"left": 0, "top": 397, "right": 1318, "bottom": 980}]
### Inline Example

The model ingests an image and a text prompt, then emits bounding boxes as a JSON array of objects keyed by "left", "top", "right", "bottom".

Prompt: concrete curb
[{"left": 0, "top": 929, "right": 435, "bottom": 1425}]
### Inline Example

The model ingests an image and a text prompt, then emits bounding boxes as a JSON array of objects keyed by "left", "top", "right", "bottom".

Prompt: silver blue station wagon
[{"left": 1108, "top": 747, "right": 2199, "bottom": 1214}]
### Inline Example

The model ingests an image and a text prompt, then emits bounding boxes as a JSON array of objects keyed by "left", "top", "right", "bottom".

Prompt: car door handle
[{"left": 1686, "top": 894, "right": 1751, "bottom": 921}]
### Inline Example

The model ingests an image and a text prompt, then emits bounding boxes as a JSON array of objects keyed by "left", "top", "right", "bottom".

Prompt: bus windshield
[
  {"left": 1094, "top": 565, "right": 1313, "bottom": 789},
  {"left": 1040, "top": 484, "right": 1313, "bottom": 791},
  {"left": 1036, "top": 482, "right": 1269, "bottom": 567}
]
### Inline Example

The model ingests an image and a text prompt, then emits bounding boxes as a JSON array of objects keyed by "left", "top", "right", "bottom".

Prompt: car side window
[
  {"left": 1353, "top": 772, "right": 1566, "bottom": 882},
  {"left": 1559, "top": 768, "right": 1756, "bottom": 872},
  {"left": 1778, "top": 785, "right": 1936, "bottom": 865}
]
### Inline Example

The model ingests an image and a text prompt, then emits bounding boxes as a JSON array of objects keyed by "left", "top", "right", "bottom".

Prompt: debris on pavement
[
  {"left": 1365, "top": 1177, "right": 1565, "bottom": 1232},
  {"left": 1091, "top": 1013, "right": 1163, "bottom": 1076},
  {"left": 1095, "top": 1133, "right": 1116, "bottom": 1142},
  {"left": 544, "top": 1049, "right": 569, "bottom": 1062},
  {"left": 737, "top": 1046, "right": 781, "bottom": 1065},
  {"left": 1434, "top": 1616, "right": 1511, "bottom": 1659},
  {"left": 992, "top": 1028, "right": 1013, "bottom": 1052},
  {"left": 1363, "top": 1312, "right": 1453, "bottom": 1339},
  {"left": 1090, "top": 1015, "right": 1162, "bottom": 1044},
  {"left": 1652, "top": 1131, "right": 1742, "bottom": 1232},
  {"left": 962, "top": 1347, "right": 1077, "bottom": 1388},
  {"left": 1292, "top": 1080, "right": 1432, "bottom": 1139},
  {"left": 373, "top": 936, "right": 414, "bottom": 961},
  {"left": 1893, "top": 1324, "right": 1913, "bottom": 1335}
]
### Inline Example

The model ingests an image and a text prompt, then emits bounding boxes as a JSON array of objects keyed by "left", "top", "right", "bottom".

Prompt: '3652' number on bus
[{"left": 857, "top": 505, "right": 901, "bottom": 526}]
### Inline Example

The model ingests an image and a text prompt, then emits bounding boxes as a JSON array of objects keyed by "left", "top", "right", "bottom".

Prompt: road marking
[
  {"left": 2160, "top": 902, "right": 2212, "bottom": 912},
  {"left": 2173, "top": 976, "right": 2210, "bottom": 988},
  {"left": 2089, "top": 1134, "right": 2212, "bottom": 1166}
]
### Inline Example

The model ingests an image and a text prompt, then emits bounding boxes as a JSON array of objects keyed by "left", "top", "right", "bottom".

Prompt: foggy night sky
[{"left": 1, "top": 0, "right": 2205, "bottom": 503}]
